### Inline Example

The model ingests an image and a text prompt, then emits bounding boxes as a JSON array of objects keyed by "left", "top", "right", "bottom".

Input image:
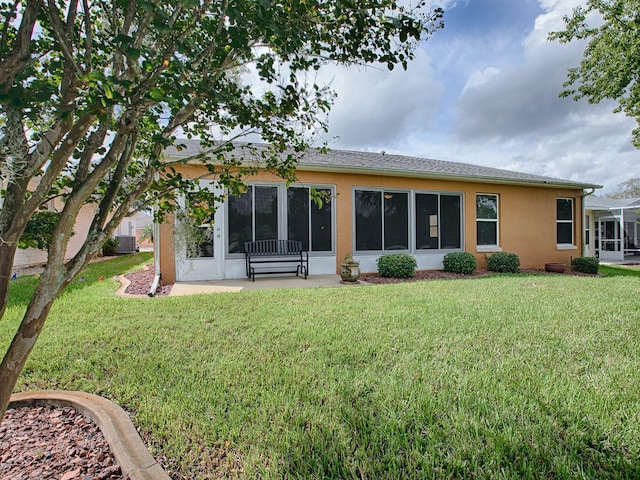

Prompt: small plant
[
  {"left": 102, "top": 237, "right": 119, "bottom": 256},
  {"left": 139, "top": 224, "right": 154, "bottom": 244},
  {"left": 487, "top": 252, "right": 520, "bottom": 273},
  {"left": 343, "top": 253, "right": 359, "bottom": 265},
  {"left": 572, "top": 256, "right": 599, "bottom": 274},
  {"left": 443, "top": 252, "right": 477, "bottom": 274},
  {"left": 376, "top": 253, "right": 417, "bottom": 278}
]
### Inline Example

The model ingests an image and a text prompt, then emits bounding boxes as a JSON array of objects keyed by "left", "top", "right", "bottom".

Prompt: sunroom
[{"left": 584, "top": 197, "right": 640, "bottom": 262}]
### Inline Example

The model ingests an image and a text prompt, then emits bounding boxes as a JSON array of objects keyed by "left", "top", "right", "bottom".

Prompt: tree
[
  {"left": 549, "top": 0, "right": 640, "bottom": 147},
  {"left": 608, "top": 177, "right": 640, "bottom": 198},
  {"left": 0, "top": 1, "right": 443, "bottom": 420}
]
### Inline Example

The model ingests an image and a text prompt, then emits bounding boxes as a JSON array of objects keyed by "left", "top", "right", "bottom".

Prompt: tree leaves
[{"left": 550, "top": 0, "right": 640, "bottom": 147}]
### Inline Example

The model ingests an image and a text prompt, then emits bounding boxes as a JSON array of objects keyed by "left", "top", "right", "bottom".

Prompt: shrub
[
  {"left": 443, "top": 252, "right": 477, "bottom": 274},
  {"left": 487, "top": 252, "right": 520, "bottom": 273},
  {"left": 571, "top": 256, "right": 599, "bottom": 274},
  {"left": 102, "top": 237, "right": 119, "bottom": 256},
  {"left": 376, "top": 253, "right": 417, "bottom": 278}
]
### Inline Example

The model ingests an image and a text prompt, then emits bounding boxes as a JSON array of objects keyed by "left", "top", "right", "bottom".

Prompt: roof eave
[{"left": 296, "top": 163, "right": 603, "bottom": 190}]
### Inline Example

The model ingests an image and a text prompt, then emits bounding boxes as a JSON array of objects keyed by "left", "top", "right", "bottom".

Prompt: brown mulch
[
  {"left": 0, "top": 405, "right": 129, "bottom": 480},
  {"left": 360, "top": 268, "right": 598, "bottom": 284},
  {"left": 122, "top": 265, "right": 172, "bottom": 297}
]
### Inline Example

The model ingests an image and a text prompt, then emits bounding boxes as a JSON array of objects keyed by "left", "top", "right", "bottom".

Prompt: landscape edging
[{"left": 9, "top": 391, "right": 170, "bottom": 480}]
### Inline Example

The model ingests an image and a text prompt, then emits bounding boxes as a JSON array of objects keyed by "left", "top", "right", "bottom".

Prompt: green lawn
[{"left": 3, "top": 254, "right": 640, "bottom": 479}]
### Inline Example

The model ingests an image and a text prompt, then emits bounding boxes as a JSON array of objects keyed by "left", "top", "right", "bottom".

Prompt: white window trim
[
  {"left": 476, "top": 193, "right": 499, "bottom": 250},
  {"left": 477, "top": 245, "right": 503, "bottom": 253},
  {"left": 352, "top": 187, "right": 465, "bottom": 254},
  {"left": 226, "top": 182, "right": 336, "bottom": 256},
  {"left": 556, "top": 197, "right": 575, "bottom": 248}
]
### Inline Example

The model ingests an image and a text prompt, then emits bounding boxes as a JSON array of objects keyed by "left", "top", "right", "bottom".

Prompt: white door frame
[
  {"left": 175, "top": 181, "right": 225, "bottom": 281},
  {"left": 599, "top": 215, "right": 624, "bottom": 262}
]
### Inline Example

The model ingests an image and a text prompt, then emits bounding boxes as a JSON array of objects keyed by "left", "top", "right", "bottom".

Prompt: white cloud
[{"left": 319, "top": 49, "right": 444, "bottom": 150}]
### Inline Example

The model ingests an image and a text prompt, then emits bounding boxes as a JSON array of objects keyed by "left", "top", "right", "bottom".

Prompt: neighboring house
[
  {"left": 584, "top": 196, "right": 640, "bottom": 262},
  {"left": 134, "top": 211, "right": 154, "bottom": 251},
  {"left": 113, "top": 211, "right": 153, "bottom": 254},
  {"left": 10, "top": 190, "right": 146, "bottom": 269},
  {"left": 12, "top": 200, "right": 97, "bottom": 269},
  {"left": 156, "top": 141, "right": 601, "bottom": 283}
]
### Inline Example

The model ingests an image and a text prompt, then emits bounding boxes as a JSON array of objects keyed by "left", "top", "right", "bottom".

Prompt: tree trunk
[
  {"left": 0, "top": 243, "right": 19, "bottom": 321},
  {"left": 0, "top": 281, "right": 58, "bottom": 420}
]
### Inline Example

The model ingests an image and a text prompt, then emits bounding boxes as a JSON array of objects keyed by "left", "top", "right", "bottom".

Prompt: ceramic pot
[
  {"left": 545, "top": 263, "right": 566, "bottom": 273},
  {"left": 340, "top": 263, "right": 360, "bottom": 282}
]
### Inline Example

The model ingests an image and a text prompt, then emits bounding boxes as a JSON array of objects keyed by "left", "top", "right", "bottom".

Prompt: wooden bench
[{"left": 244, "top": 240, "right": 309, "bottom": 281}]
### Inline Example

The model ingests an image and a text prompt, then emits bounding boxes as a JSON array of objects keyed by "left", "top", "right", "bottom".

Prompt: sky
[{"left": 312, "top": 0, "right": 639, "bottom": 195}]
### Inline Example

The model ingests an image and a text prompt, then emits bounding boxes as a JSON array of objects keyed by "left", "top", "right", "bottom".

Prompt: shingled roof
[
  {"left": 585, "top": 197, "right": 640, "bottom": 210},
  {"left": 164, "top": 140, "right": 601, "bottom": 190}
]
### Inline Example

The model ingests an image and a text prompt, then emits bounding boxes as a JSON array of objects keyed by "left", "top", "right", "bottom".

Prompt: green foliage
[
  {"left": 102, "top": 237, "right": 119, "bottom": 256},
  {"left": 571, "top": 256, "right": 600, "bottom": 274},
  {"left": 443, "top": 251, "right": 477, "bottom": 274},
  {"left": 487, "top": 252, "right": 520, "bottom": 273},
  {"left": 17, "top": 211, "right": 68, "bottom": 250},
  {"left": 139, "top": 224, "right": 154, "bottom": 244},
  {"left": 376, "top": 253, "right": 417, "bottom": 278},
  {"left": 550, "top": 0, "right": 640, "bottom": 148}
]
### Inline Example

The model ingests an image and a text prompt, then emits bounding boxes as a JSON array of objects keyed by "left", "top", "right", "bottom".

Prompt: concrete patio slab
[{"left": 169, "top": 274, "right": 368, "bottom": 296}]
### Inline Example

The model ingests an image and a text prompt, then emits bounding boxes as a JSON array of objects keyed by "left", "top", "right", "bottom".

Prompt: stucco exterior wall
[
  {"left": 159, "top": 165, "right": 584, "bottom": 282},
  {"left": 13, "top": 202, "right": 97, "bottom": 269}
]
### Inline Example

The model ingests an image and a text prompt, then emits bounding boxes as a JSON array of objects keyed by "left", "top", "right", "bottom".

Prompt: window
[
  {"left": 476, "top": 194, "right": 499, "bottom": 246},
  {"left": 557, "top": 198, "right": 574, "bottom": 245},
  {"left": 228, "top": 184, "right": 334, "bottom": 254},
  {"left": 355, "top": 190, "right": 408, "bottom": 251},
  {"left": 354, "top": 189, "right": 462, "bottom": 252},
  {"left": 415, "top": 193, "right": 462, "bottom": 250},
  {"left": 287, "top": 187, "right": 332, "bottom": 252},
  {"left": 228, "top": 185, "right": 278, "bottom": 253},
  {"left": 585, "top": 214, "right": 590, "bottom": 247}
]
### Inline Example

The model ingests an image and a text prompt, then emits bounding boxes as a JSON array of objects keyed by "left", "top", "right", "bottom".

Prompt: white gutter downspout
[
  {"left": 148, "top": 215, "right": 161, "bottom": 297},
  {"left": 148, "top": 175, "right": 162, "bottom": 297},
  {"left": 581, "top": 188, "right": 597, "bottom": 257}
]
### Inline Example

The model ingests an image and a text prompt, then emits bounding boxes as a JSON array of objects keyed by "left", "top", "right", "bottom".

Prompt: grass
[{"left": 2, "top": 255, "right": 640, "bottom": 479}]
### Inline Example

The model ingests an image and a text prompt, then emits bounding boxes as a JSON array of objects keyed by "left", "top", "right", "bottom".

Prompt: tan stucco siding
[{"left": 159, "top": 165, "right": 584, "bottom": 281}]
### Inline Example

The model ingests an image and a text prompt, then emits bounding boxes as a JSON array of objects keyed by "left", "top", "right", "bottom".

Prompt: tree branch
[{"left": 0, "top": 0, "right": 43, "bottom": 86}]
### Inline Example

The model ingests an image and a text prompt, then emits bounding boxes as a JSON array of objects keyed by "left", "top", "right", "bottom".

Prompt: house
[
  {"left": 584, "top": 196, "right": 640, "bottom": 262},
  {"left": 157, "top": 142, "right": 601, "bottom": 283},
  {"left": 11, "top": 199, "right": 97, "bottom": 269}
]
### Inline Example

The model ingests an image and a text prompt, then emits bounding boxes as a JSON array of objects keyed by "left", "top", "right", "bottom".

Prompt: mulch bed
[
  {"left": 0, "top": 405, "right": 128, "bottom": 480},
  {"left": 360, "top": 268, "right": 598, "bottom": 284},
  {"left": 123, "top": 265, "right": 172, "bottom": 297}
]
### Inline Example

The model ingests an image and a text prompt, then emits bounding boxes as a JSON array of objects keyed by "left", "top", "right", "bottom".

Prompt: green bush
[
  {"left": 102, "top": 237, "right": 119, "bottom": 256},
  {"left": 487, "top": 252, "right": 520, "bottom": 273},
  {"left": 376, "top": 253, "right": 417, "bottom": 278},
  {"left": 571, "top": 256, "right": 599, "bottom": 274},
  {"left": 443, "top": 252, "right": 477, "bottom": 274}
]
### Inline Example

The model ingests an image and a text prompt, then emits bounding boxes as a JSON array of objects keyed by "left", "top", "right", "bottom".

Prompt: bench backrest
[{"left": 244, "top": 240, "right": 304, "bottom": 256}]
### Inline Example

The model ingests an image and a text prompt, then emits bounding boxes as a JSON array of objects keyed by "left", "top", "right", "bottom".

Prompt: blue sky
[{"left": 316, "top": 0, "right": 639, "bottom": 195}]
